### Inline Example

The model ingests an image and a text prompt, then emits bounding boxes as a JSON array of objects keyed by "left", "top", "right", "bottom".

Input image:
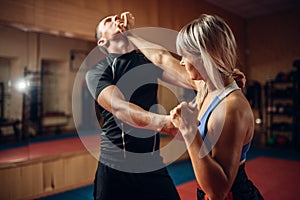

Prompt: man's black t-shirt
[{"left": 86, "top": 50, "right": 164, "bottom": 168}]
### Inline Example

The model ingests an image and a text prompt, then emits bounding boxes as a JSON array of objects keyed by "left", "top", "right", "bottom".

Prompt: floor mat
[{"left": 176, "top": 157, "right": 300, "bottom": 200}]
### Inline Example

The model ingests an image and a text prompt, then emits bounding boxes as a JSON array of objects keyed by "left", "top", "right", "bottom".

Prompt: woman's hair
[
  {"left": 176, "top": 14, "right": 244, "bottom": 108},
  {"left": 176, "top": 14, "right": 237, "bottom": 77}
]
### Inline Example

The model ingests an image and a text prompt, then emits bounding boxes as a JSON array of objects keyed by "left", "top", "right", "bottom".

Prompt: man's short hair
[{"left": 95, "top": 16, "right": 109, "bottom": 55}]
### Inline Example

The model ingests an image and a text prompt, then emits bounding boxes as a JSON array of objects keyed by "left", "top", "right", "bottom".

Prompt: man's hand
[{"left": 159, "top": 115, "right": 184, "bottom": 140}]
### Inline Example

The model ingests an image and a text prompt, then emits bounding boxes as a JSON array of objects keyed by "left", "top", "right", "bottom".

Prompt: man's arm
[{"left": 98, "top": 85, "right": 179, "bottom": 136}]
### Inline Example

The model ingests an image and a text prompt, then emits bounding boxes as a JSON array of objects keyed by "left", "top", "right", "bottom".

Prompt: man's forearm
[{"left": 112, "top": 100, "right": 169, "bottom": 132}]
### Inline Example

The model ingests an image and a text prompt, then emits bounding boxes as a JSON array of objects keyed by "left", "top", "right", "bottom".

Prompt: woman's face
[{"left": 180, "top": 53, "right": 205, "bottom": 81}]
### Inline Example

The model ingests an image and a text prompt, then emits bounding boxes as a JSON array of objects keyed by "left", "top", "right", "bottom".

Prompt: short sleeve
[{"left": 85, "top": 61, "right": 113, "bottom": 100}]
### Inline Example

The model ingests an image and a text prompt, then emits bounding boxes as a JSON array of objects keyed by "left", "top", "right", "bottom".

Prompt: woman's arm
[
  {"left": 128, "top": 35, "right": 196, "bottom": 90},
  {"left": 127, "top": 34, "right": 196, "bottom": 89},
  {"left": 170, "top": 95, "right": 251, "bottom": 199},
  {"left": 121, "top": 12, "right": 196, "bottom": 90}
]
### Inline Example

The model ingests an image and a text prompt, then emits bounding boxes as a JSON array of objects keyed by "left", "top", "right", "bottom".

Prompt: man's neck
[{"left": 107, "top": 34, "right": 135, "bottom": 54}]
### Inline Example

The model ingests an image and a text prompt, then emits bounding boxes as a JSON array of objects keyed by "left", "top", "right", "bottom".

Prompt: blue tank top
[{"left": 198, "top": 81, "right": 250, "bottom": 161}]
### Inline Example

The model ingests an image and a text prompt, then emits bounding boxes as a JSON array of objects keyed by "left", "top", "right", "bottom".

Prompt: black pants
[
  {"left": 94, "top": 162, "right": 180, "bottom": 200},
  {"left": 197, "top": 164, "right": 264, "bottom": 200}
]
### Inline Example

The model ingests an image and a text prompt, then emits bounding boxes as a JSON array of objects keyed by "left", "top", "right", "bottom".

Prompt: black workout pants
[{"left": 93, "top": 162, "right": 180, "bottom": 200}]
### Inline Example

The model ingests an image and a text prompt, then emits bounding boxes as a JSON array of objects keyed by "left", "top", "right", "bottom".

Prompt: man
[{"left": 86, "top": 13, "right": 194, "bottom": 200}]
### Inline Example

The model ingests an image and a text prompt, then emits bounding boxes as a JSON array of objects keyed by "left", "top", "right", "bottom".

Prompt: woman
[
  {"left": 169, "top": 15, "right": 264, "bottom": 200},
  {"left": 122, "top": 12, "right": 263, "bottom": 200}
]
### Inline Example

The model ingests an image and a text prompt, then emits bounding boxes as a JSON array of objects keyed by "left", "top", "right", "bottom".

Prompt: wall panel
[
  {"left": 0, "top": 151, "right": 97, "bottom": 200},
  {"left": 247, "top": 9, "right": 300, "bottom": 83},
  {"left": 0, "top": 0, "right": 245, "bottom": 47}
]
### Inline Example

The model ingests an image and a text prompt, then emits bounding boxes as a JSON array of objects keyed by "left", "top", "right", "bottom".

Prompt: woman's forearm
[
  {"left": 127, "top": 34, "right": 196, "bottom": 89},
  {"left": 127, "top": 34, "right": 170, "bottom": 67},
  {"left": 187, "top": 133, "right": 232, "bottom": 199}
]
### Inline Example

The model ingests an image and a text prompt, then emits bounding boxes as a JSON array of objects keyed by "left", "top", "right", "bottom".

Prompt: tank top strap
[
  {"left": 198, "top": 81, "right": 240, "bottom": 138},
  {"left": 218, "top": 81, "right": 240, "bottom": 99}
]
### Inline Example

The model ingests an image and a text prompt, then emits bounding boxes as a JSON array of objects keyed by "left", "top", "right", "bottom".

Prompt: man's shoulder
[
  {"left": 86, "top": 58, "right": 109, "bottom": 79},
  {"left": 86, "top": 57, "right": 110, "bottom": 74},
  {"left": 93, "top": 58, "right": 110, "bottom": 69}
]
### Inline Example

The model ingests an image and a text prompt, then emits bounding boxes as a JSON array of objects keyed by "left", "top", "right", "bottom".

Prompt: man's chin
[{"left": 112, "top": 31, "right": 127, "bottom": 39}]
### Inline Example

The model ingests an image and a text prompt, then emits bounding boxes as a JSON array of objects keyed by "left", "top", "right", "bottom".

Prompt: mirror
[
  {"left": 0, "top": 57, "right": 19, "bottom": 142},
  {"left": 0, "top": 24, "right": 94, "bottom": 164}
]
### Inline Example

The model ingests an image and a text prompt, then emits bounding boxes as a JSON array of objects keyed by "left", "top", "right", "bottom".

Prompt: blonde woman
[{"left": 123, "top": 13, "right": 263, "bottom": 200}]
